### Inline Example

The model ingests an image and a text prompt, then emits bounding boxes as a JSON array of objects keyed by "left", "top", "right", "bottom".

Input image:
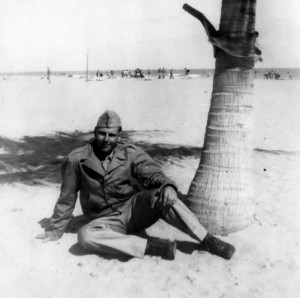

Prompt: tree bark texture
[{"left": 184, "top": 0, "right": 259, "bottom": 235}]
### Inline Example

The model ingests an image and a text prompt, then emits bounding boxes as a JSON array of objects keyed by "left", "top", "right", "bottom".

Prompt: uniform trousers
[{"left": 77, "top": 188, "right": 207, "bottom": 258}]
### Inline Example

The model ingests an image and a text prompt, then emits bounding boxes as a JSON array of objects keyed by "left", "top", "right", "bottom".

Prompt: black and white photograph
[{"left": 0, "top": 0, "right": 299, "bottom": 297}]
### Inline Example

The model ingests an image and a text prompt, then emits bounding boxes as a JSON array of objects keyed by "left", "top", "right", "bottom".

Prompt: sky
[{"left": 0, "top": 0, "right": 299, "bottom": 72}]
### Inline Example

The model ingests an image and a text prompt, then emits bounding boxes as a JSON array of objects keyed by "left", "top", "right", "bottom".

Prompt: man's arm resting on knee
[
  {"left": 132, "top": 148, "right": 178, "bottom": 192},
  {"left": 159, "top": 185, "right": 178, "bottom": 206}
]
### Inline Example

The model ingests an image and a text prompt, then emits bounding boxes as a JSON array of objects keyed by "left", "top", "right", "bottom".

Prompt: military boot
[
  {"left": 145, "top": 237, "right": 176, "bottom": 260},
  {"left": 201, "top": 233, "right": 236, "bottom": 260}
]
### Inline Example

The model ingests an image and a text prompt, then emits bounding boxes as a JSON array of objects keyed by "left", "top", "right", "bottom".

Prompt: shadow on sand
[
  {"left": 68, "top": 240, "right": 202, "bottom": 262},
  {"left": 38, "top": 212, "right": 201, "bottom": 262},
  {"left": 3, "top": 130, "right": 298, "bottom": 186},
  {"left": 0, "top": 130, "right": 202, "bottom": 185}
]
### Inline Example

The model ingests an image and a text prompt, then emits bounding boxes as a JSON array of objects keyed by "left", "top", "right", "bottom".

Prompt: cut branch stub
[{"left": 183, "top": 3, "right": 261, "bottom": 61}]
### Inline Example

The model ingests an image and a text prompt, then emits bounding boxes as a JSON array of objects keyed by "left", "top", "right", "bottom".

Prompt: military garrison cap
[{"left": 96, "top": 110, "right": 122, "bottom": 128}]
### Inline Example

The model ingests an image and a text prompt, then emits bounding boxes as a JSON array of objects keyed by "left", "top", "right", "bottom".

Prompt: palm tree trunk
[{"left": 184, "top": 0, "right": 260, "bottom": 235}]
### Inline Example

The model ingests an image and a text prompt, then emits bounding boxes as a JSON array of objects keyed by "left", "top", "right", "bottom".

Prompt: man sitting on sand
[{"left": 37, "top": 110, "right": 235, "bottom": 261}]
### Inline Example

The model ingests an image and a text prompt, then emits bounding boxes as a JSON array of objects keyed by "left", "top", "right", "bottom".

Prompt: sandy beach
[{"left": 1, "top": 75, "right": 300, "bottom": 298}]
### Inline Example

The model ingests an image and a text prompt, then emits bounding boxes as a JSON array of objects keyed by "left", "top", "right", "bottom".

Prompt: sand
[{"left": 0, "top": 75, "right": 300, "bottom": 298}]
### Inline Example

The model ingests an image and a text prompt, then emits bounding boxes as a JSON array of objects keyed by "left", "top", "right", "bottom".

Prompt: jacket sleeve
[
  {"left": 49, "top": 157, "right": 81, "bottom": 233},
  {"left": 131, "top": 147, "right": 177, "bottom": 192}
]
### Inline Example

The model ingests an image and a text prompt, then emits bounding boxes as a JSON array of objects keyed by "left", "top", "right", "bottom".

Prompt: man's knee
[{"left": 77, "top": 222, "right": 116, "bottom": 250}]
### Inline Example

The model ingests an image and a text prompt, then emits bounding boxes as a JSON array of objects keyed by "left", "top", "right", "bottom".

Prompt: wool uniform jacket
[{"left": 49, "top": 141, "right": 177, "bottom": 233}]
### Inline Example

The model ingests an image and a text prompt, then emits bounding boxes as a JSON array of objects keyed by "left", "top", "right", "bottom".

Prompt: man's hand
[
  {"left": 160, "top": 186, "right": 178, "bottom": 206},
  {"left": 36, "top": 230, "right": 63, "bottom": 242}
]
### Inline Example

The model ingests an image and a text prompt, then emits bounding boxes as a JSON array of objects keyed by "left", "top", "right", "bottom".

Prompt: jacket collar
[
  {"left": 106, "top": 143, "right": 126, "bottom": 175},
  {"left": 80, "top": 141, "right": 126, "bottom": 177},
  {"left": 80, "top": 143, "right": 105, "bottom": 177}
]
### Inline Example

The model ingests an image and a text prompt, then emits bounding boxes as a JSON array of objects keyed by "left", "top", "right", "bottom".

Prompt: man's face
[{"left": 94, "top": 127, "right": 121, "bottom": 153}]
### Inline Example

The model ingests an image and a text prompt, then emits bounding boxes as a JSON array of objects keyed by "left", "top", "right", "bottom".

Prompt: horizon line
[{"left": 1, "top": 67, "right": 299, "bottom": 75}]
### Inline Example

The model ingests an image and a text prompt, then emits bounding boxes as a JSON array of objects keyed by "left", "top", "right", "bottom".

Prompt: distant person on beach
[
  {"left": 158, "top": 68, "right": 162, "bottom": 79},
  {"left": 47, "top": 67, "right": 51, "bottom": 83},
  {"left": 37, "top": 110, "right": 235, "bottom": 261},
  {"left": 161, "top": 67, "right": 166, "bottom": 79},
  {"left": 288, "top": 72, "right": 293, "bottom": 80},
  {"left": 169, "top": 69, "right": 174, "bottom": 79},
  {"left": 185, "top": 68, "right": 190, "bottom": 79}
]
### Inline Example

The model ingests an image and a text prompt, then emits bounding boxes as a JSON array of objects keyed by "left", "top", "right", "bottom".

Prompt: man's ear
[{"left": 118, "top": 131, "right": 122, "bottom": 141}]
